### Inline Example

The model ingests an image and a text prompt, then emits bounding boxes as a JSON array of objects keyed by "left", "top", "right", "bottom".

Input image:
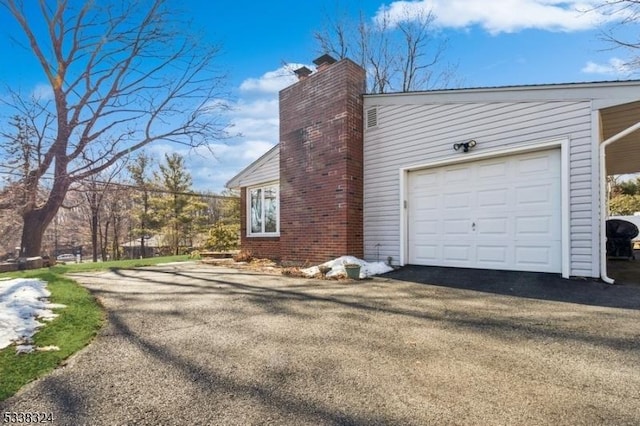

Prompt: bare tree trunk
[
  {"left": 88, "top": 191, "right": 100, "bottom": 262},
  {"left": 91, "top": 207, "right": 99, "bottom": 262},
  {"left": 101, "top": 219, "right": 109, "bottom": 261},
  {"left": 174, "top": 222, "right": 180, "bottom": 255},
  {"left": 18, "top": 177, "right": 67, "bottom": 257},
  {"left": 20, "top": 210, "right": 51, "bottom": 257},
  {"left": 112, "top": 216, "right": 121, "bottom": 260}
]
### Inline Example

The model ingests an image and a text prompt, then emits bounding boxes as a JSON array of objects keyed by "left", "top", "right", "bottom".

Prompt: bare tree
[
  {"left": 82, "top": 178, "right": 104, "bottom": 262},
  {"left": 101, "top": 181, "right": 133, "bottom": 261},
  {"left": 596, "top": 1, "right": 640, "bottom": 70},
  {"left": 79, "top": 161, "right": 127, "bottom": 262},
  {"left": 0, "top": 0, "right": 229, "bottom": 257},
  {"left": 314, "top": 4, "right": 457, "bottom": 93}
]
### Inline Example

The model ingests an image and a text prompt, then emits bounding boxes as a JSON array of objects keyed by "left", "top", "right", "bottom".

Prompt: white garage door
[{"left": 408, "top": 149, "right": 562, "bottom": 273}]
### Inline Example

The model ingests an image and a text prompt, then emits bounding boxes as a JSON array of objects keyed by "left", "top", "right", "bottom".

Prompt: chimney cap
[
  {"left": 313, "top": 54, "right": 337, "bottom": 66},
  {"left": 293, "top": 66, "right": 313, "bottom": 79}
]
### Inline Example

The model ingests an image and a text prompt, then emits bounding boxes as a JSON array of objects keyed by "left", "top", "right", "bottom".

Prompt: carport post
[{"left": 599, "top": 119, "right": 640, "bottom": 284}]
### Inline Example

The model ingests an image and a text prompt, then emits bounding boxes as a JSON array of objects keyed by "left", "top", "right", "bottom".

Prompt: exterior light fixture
[{"left": 453, "top": 139, "right": 477, "bottom": 153}]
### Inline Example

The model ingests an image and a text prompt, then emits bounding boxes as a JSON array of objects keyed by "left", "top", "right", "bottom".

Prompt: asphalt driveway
[{"left": 2, "top": 262, "right": 640, "bottom": 425}]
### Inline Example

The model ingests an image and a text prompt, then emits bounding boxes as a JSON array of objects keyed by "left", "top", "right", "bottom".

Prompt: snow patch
[
  {"left": 301, "top": 256, "right": 393, "bottom": 279},
  {"left": 0, "top": 278, "right": 66, "bottom": 353}
]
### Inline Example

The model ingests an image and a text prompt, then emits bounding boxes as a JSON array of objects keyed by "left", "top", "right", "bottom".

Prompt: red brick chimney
[{"left": 279, "top": 55, "right": 366, "bottom": 264}]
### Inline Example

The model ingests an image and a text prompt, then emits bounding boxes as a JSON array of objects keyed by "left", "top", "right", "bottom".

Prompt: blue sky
[{"left": 1, "top": 0, "right": 638, "bottom": 192}]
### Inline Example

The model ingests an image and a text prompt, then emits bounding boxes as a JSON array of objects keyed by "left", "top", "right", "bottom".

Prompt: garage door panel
[
  {"left": 476, "top": 217, "right": 509, "bottom": 236},
  {"left": 412, "top": 244, "right": 439, "bottom": 262},
  {"left": 517, "top": 155, "right": 554, "bottom": 174},
  {"left": 443, "top": 245, "right": 472, "bottom": 262},
  {"left": 444, "top": 192, "right": 472, "bottom": 209},
  {"left": 515, "top": 216, "right": 553, "bottom": 236},
  {"left": 444, "top": 219, "right": 472, "bottom": 236},
  {"left": 444, "top": 167, "right": 471, "bottom": 183},
  {"left": 478, "top": 162, "right": 508, "bottom": 179},
  {"left": 515, "top": 246, "right": 555, "bottom": 269},
  {"left": 477, "top": 189, "right": 508, "bottom": 208},
  {"left": 408, "top": 149, "right": 561, "bottom": 273},
  {"left": 414, "top": 194, "right": 440, "bottom": 209},
  {"left": 516, "top": 185, "right": 554, "bottom": 206},
  {"left": 476, "top": 245, "right": 509, "bottom": 265},
  {"left": 411, "top": 170, "right": 439, "bottom": 187},
  {"left": 413, "top": 219, "right": 439, "bottom": 235}
]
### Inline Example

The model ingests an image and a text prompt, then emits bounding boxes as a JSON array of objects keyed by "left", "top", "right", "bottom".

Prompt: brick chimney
[{"left": 278, "top": 56, "right": 366, "bottom": 264}]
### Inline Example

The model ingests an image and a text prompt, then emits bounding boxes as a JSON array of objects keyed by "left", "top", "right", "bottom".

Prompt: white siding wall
[
  {"left": 363, "top": 99, "right": 596, "bottom": 277},
  {"left": 227, "top": 146, "right": 280, "bottom": 189}
]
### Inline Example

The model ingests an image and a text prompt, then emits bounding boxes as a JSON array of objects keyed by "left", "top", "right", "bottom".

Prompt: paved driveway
[{"left": 2, "top": 263, "right": 640, "bottom": 425}]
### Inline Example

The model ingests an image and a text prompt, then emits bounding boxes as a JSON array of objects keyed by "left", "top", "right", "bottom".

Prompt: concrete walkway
[{"left": 2, "top": 263, "right": 640, "bottom": 425}]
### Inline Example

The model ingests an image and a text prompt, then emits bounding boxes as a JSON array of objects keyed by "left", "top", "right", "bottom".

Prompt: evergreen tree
[
  {"left": 128, "top": 153, "right": 158, "bottom": 258},
  {"left": 153, "top": 153, "right": 207, "bottom": 255}
]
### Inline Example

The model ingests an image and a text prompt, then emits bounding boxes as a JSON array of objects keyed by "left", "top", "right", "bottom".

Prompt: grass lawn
[
  {"left": 0, "top": 255, "right": 190, "bottom": 401},
  {"left": 48, "top": 254, "right": 191, "bottom": 274}
]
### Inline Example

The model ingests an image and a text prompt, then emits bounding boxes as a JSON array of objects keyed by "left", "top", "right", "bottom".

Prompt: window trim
[{"left": 246, "top": 181, "right": 280, "bottom": 237}]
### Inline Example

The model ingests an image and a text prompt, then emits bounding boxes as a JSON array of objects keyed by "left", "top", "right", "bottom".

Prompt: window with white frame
[{"left": 248, "top": 183, "right": 279, "bottom": 236}]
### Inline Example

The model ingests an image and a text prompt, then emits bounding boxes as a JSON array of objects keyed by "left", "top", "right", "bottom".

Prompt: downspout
[{"left": 599, "top": 120, "right": 640, "bottom": 284}]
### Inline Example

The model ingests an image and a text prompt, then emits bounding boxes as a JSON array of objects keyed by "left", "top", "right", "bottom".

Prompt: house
[
  {"left": 122, "top": 235, "right": 164, "bottom": 258},
  {"left": 227, "top": 54, "right": 640, "bottom": 282}
]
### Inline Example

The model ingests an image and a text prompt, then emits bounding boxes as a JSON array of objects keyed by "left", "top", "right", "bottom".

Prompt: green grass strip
[
  {"left": 48, "top": 254, "right": 191, "bottom": 274},
  {"left": 0, "top": 272, "right": 103, "bottom": 401},
  {"left": 0, "top": 255, "right": 189, "bottom": 401}
]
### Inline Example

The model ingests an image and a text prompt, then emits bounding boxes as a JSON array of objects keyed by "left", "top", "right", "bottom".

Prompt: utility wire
[{"left": 0, "top": 166, "right": 238, "bottom": 200}]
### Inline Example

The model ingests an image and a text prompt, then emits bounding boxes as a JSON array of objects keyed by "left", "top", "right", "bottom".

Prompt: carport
[{"left": 600, "top": 99, "right": 640, "bottom": 284}]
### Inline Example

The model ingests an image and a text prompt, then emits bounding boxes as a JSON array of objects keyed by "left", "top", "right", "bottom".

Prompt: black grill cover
[
  {"left": 606, "top": 219, "right": 639, "bottom": 239},
  {"left": 606, "top": 219, "right": 638, "bottom": 259}
]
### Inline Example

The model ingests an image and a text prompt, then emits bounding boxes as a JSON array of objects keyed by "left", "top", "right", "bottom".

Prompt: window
[{"left": 248, "top": 183, "right": 279, "bottom": 236}]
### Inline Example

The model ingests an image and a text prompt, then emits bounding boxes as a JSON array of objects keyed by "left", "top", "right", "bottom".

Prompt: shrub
[
  {"left": 205, "top": 222, "right": 240, "bottom": 251},
  {"left": 609, "top": 194, "right": 640, "bottom": 216}
]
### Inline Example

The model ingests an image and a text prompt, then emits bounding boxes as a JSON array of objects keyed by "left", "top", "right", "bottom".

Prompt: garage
[{"left": 407, "top": 149, "right": 562, "bottom": 273}]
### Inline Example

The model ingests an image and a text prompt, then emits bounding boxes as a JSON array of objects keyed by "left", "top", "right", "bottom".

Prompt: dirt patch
[
  {"left": 201, "top": 257, "right": 289, "bottom": 275},
  {"left": 200, "top": 257, "right": 349, "bottom": 280}
]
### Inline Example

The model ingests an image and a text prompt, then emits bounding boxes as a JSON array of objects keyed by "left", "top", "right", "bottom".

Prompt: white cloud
[
  {"left": 30, "top": 83, "right": 54, "bottom": 101},
  {"left": 151, "top": 62, "right": 332, "bottom": 191},
  {"left": 234, "top": 116, "right": 280, "bottom": 142},
  {"left": 202, "top": 140, "right": 275, "bottom": 163},
  {"left": 149, "top": 64, "right": 309, "bottom": 192},
  {"left": 376, "top": 0, "right": 612, "bottom": 34},
  {"left": 228, "top": 98, "right": 280, "bottom": 142},
  {"left": 239, "top": 63, "right": 309, "bottom": 93},
  {"left": 143, "top": 136, "right": 277, "bottom": 193},
  {"left": 581, "top": 57, "right": 634, "bottom": 76},
  {"left": 182, "top": 139, "right": 275, "bottom": 188}
]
